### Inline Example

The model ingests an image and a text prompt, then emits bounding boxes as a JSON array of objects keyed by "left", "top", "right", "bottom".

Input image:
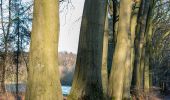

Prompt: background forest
[{"left": 0, "top": 0, "right": 170, "bottom": 100}]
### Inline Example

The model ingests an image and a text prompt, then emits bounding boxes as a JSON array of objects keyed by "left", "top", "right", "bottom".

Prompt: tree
[
  {"left": 133, "top": 0, "right": 150, "bottom": 94},
  {"left": 101, "top": 7, "right": 109, "bottom": 98},
  {"left": 143, "top": 0, "right": 154, "bottom": 93},
  {"left": 25, "top": 0, "right": 63, "bottom": 99},
  {"left": 122, "top": 1, "right": 143, "bottom": 98},
  {"left": 67, "top": 0, "right": 107, "bottom": 99},
  {"left": 0, "top": 0, "right": 32, "bottom": 94},
  {"left": 0, "top": 0, "right": 12, "bottom": 93},
  {"left": 108, "top": 0, "right": 132, "bottom": 99},
  {"left": 129, "top": 0, "right": 142, "bottom": 93}
]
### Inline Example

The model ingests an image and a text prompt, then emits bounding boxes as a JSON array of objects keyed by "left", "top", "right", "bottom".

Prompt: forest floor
[
  {"left": 143, "top": 87, "right": 170, "bottom": 100},
  {"left": 0, "top": 87, "right": 170, "bottom": 100},
  {"left": 1, "top": 93, "right": 170, "bottom": 100},
  {"left": 149, "top": 94, "right": 170, "bottom": 100},
  {"left": 148, "top": 93, "right": 169, "bottom": 100}
]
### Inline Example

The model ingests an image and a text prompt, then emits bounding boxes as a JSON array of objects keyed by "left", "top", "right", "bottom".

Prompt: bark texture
[
  {"left": 144, "top": 0, "right": 154, "bottom": 93},
  {"left": 133, "top": 0, "right": 150, "bottom": 92},
  {"left": 101, "top": 8, "right": 109, "bottom": 98},
  {"left": 108, "top": 0, "right": 132, "bottom": 100},
  {"left": 67, "top": 0, "right": 107, "bottom": 100},
  {"left": 25, "top": 0, "right": 63, "bottom": 100}
]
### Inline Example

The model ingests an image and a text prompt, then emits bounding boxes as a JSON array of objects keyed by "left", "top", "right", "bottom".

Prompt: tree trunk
[
  {"left": 25, "top": 0, "right": 63, "bottom": 100},
  {"left": 0, "top": 51, "right": 6, "bottom": 93},
  {"left": 67, "top": 0, "right": 107, "bottom": 100},
  {"left": 0, "top": 0, "right": 12, "bottom": 93},
  {"left": 130, "top": 1, "right": 142, "bottom": 89},
  {"left": 108, "top": 0, "right": 132, "bottom": 99},
  {"left": 101, "top": 8, "right": 109, "bottom": 98},
  {"left": 122, "top": 38, "right": 131, "bottom": 100},
  {"left": 122, "top": 1, "right": 143, "bottom": 98},
  {"left": 144, "top": 48, "right": 150, "bottom": 93},
  {"left": 133, "top": 0, "right": 150, "bottom": 94},
  {"left": 144, "top": 0, "right": 154, "bottom": 93}
]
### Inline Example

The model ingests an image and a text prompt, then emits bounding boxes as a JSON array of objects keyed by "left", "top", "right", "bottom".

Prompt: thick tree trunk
[
  {"left": 67, "top": 0, "right": 107, "bottom": 100},
  {"left": 108, "top": 0, "right": 132, "bottom": 100},
  {"left": 25, "top": 0, "right": 63, "bottom": 100},
  {"left": 122, "top": 2, "right": 142, "bottom": 98}
]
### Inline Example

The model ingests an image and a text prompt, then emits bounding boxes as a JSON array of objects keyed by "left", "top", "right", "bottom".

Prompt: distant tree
[
  {"left": 0, "top": 0, "right": 32, "bottom": 93},
  {"left": 0, "top": 0, "right": 12, "bottom": 93}
]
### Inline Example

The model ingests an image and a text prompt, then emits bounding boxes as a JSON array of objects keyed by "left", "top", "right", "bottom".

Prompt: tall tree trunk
[
  {"left": 67, "top": 0, "right": 107, "bottom": 100},
  {"left": 108, "top": 0, "right": 132, "bottom": 99},
  {"left": 25, "top": 0, "right": 63, "bottom": 99},
  {"left": 0, "top": 0, "right": 12, "bottom": 93},
  {"left": 144, "top": 0, "right": 154, "bottom": 93},
  {"left": 133, "top": 0, "right": 150, "bottom": 94},
  {"left": 0, "top": 0, "right": 4, "bottom": 93},
  {"left": 102, "top": 8, "right": 109, "bottom": 98},
  {"left": 122, "top": 1, "right": 143, "bottom": 98},
  {"left": 130, "top": 1, "right": 142, "bottom": 89}
]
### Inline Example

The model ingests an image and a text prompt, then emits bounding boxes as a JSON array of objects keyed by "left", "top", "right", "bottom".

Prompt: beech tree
[
  {"left": 101, "top": 7, "right": 109, "bottom": 97},
  {"left": 108, "top": 0, "right": 132, "bottom": 99},
  {"left": 68, "top": 0, "right": 107, "bottom": 99},
  {"left": 25, "top": 0, "right": 63, "bottom": 99},
  {"left": 133, "top": 0, "right": 150, "bottom": 95}
]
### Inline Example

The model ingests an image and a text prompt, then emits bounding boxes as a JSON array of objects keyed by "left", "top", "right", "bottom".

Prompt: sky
[
  {"left": 0, "top": 0, "right": 85, "bottom": 54},
  {"left": 59, "top": 0, "right": 85, "bottom": 54}
]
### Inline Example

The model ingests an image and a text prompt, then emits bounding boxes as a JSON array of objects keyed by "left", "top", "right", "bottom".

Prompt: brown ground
[
  {"left": 132, "top": 87, "right": 170, "bottom": 100},
  {"left": 0, "top": 93, "right": 67, "bottom": 100}
]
